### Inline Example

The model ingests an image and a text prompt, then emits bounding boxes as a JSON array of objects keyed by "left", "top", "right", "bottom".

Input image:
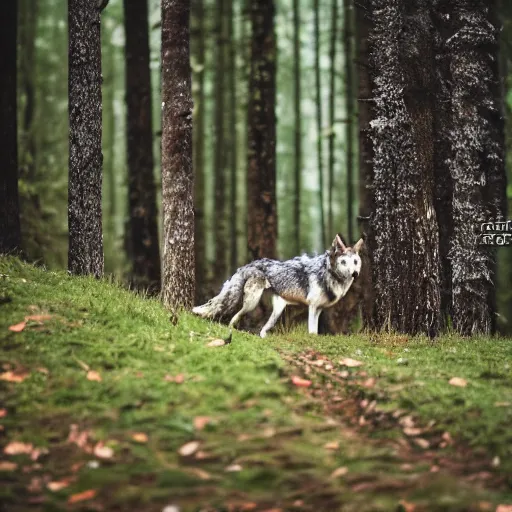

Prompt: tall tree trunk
[
  {"left": 444, "top": 0, "right": 507, "bottom": 335},
  {"left": 327, "top": 0, "right": 338, "bottom": 238},
  {"left": 0, "top": 1, "right": 21, "bottom": 254},
  {"left": 213, "top": 0, "right": 227, "bottom": 282},
  {"left": 314, "top": 0, "right": 326, "bottom": 248},
  {"left": 293, "top": 0, "right": 302, "bottom": 253},
  {"left": 343, "top": 0, "right": 355, "bottom": 243},
  {"left": 368, "top": 0, "right": 441, "bottom": 336},
  {"left": 68, "top": 0, "right": 105, "bottom": 277},
  {"left": 124, "top": 0, "right": 161, "bottom": 292},
  {"left": 161, "top": 0, "right": 194, "bottom": 311},
  {"left": 247, "top": 0, "right": 278, "bottom": 260},
  {"left": 192, "top": 0, "right": 206, "bottom": 301},
  {"left": 355, "top": 0, "right": 375, "bottom": 329}
]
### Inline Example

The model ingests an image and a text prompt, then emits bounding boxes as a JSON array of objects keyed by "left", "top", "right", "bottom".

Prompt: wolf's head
[{"left": 328, "top": 235, "right": 363, "bottom": 281}]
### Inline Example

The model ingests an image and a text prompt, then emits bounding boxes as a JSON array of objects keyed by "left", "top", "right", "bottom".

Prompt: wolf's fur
[{"left": 193, "top": 236, "right": 364, "bottom": 338}]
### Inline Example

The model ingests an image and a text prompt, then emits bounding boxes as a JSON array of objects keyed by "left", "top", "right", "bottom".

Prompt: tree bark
[
  {"left": 368, "top": 0, "right": 441, "bottom": 336},
  {"left": 68, "top": 0, "right": 104, "bottom": 277},
  {"left": 314, "top": 0, "right": 326, "bottom": 248},
  {"left": 247, "top": 0, "right": 278, "bottom": 260},
  {"left": 0, "top": 0, "right": 21, "bottom": 254},
  {"left": 443, "top": 0, "right": 507, "bottom": 335},
  {"left": 293, "top": 0, "right": 302, "bottom": 253},
  {"left": 161, "top": 0, "right": 195, "bottom": 311},
  {"left": 124, "top": 0, "right": 161, "bottom": 292}
]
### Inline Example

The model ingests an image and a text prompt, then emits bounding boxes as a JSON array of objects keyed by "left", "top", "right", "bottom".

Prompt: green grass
[{"left": 0, "top": 256, "right": 511, "bottom": 512}]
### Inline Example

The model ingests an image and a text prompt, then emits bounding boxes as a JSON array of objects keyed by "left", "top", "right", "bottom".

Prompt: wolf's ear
[
  {"left": 353, "top": 238, "right": 364, "bottom": 254},
  {"left": 331, "top": 234, "right": 347, "bottom": 253}
]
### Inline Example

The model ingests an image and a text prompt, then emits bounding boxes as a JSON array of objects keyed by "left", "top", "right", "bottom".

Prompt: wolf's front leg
[{"left": 308, "top": 306, "right": 322, "bottom": 334}]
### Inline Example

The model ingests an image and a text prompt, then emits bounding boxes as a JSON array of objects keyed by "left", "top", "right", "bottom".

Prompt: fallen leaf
[
  {"left": 30, "top": 447, "right": 49, "bottom": 461},
  {"left": 449, "top": 377, "right": 467, "bottom": 387},
  {"left": 178, "top": 441, "right": 200, "bottom": 457},
  {"left": 193, "top": 416, "right": 212, "bottom": 430},
  {"left": 86, "top": 370, "right": 102, "bottom": 382},
  {"left": 442, "top": 431, "right": 453, "bottom": 444},
  {"left": 330, "top": 467, "right": 348, "bottom": 478},
  {"left": 430, "top": 465, "right": 440, "bottom": 473},
  {"left": 0, "top": 370, "right": 30, "bottom": 383},
  {"left": 47, "top": 479, "right": 72, "bottom": 492},
  {"left": 131, "top": 432, "right": 148, "bottom": 443},
  {"left": 494, "top": 402, "right": 510, "bottom": 407},
  {"left": 291, "top": 376, "right": 312, "bottom": 387},
  {"left": 403, "top": 427, "right": 423, "bottom": 437},
  {"left": 363, "top": 377, "right": 376, "bottom": 388},
  {"left": 239, "top": 503, "right": 257, "bottom": 511},
  {"left": 26, "top": 315, "right": 54, "bottom": 323},
  {"left": 225, "top": 464, "right": 242, "bottom": 472},
  {"left": 398, "top": 500, "right": 416, "bottom": 512},
  {"left": 324, "top": 441, "right": 340, "bottom": 450},
  {"left": 0, "top": 461, "right": 17, "bottom": 471},
  {"left": 188, "top": 467, "right": 211, "bottom": 480},
  {"left": 4, "top": 441, "right": 34, "bottom": 455},
  {"left": 93, "top": 442, "right": 113, "bottom": 459},
  {"left": 207, "top": 338, "right": 227, "bottom": 347},
  {"left": 496, "top": 507, "right": 512, "bottom": 512},
  {"left": 0, "top": 408, "right": 7, "bottom": 418},
  {"left": 413, "top": 438, "right": 430, "bottom": 450},
  {"left": 67, "top": 489, "right": 97, "bottom": 504},
  {"left": 9, "top": 321, "right": 27, "bottom": 332},
  {"left": 339, "top": 358, "right": 363, "bottom": 367},
  {"left": 164, "top": 374, "right": 185, "bottom": 383},
  {"left": 67, "top": 424, "right": 91, "bottom": 450}
]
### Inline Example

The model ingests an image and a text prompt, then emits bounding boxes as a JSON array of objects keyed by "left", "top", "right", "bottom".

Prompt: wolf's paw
[{"left": 260, "top": 330, "right": 267, "bottom": 339}]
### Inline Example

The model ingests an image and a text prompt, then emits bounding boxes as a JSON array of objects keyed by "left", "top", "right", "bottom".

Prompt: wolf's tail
[{"left": 192, "top": 265, "right": 267, "bottom": 320}]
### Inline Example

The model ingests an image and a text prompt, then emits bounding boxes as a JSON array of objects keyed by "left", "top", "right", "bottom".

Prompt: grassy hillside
[{"left": 0, "top": 256, "right": 511, "bottom": 512}]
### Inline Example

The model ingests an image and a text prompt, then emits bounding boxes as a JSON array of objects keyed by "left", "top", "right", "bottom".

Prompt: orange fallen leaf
[
  {"left": 194, "top": 416, "right": 212, "bottom": 430},
  {"left": 291, "top": 376, "right": 312, "bottom": 387},
  {"left": 164, "top": 373, "right": 185, "bottom": 383},
  {"left": 225, "top": 463, "right": 243, "bottom": 472},
  {"left": 339, "top": 358, "right": 363, "bottom": 367},
  {"left": 9, "top": 321, "right": 27, "bottom": 332},
  {"left": 86, "top": 370, "right": 102, "bottom": 382},
  {"left": 47, "top": 479, "right": 71, "bottom": 492},
  {"left": 324, "top": 441, "right": 340, "bottom": 450},
  {"left": 0, "top": 461, "right": 18, "bottom": 471},
  {"left": 0, "top": 370, "right": 30, "bottom": 383},
  {"left": 131, "top": 432, "right": 148, "bottom": 443},
  {"left": 67, "top": 489, "right": 97, "bottom": 504},
  {"left": 403, "top": 427, "right": 423, "bottom": 437},
  {"left": 363, "top": 377, "right": 376, "bottom": 388},
  {"left": 93, "top": 442, "right": 113, "bottom": 459},
  {"left": 398, "top": 500, "right": 416, "bottom": 512},
  {"left": 4, "top": 441, "right": 34, "bottom": 455},
  {"left": 496, "top": 506, "right": 512, "bottom": 512},
  {"left": 178, "top": 441, "right": 200, "bottom": 457},
  {"left": 30, "top": 447, "right": 49, "bottom": 461},
  {"left": 188, "top": 467, "right": 211, "bottom": 480},
  {"left": 0, "top": 408, "right": 7, "bottom": 418},
  {"left": 330, "top": 467, "right": 349, "bottom": 478},
  {"left": 449, "top": 377, "right": 467, "bottom": 387}
]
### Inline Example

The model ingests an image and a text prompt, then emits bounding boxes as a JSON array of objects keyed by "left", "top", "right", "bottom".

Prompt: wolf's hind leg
[
  {"left": 260, "top": 295, "right": 287, "bottom": 338},
  {"left": 229, "top": 277, "right": 266, "bottom": 327}
]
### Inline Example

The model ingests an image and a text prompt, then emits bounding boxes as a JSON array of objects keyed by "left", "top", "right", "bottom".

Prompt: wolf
[{"left": 192, "top": 235, "right": 364, "bottom": 338}]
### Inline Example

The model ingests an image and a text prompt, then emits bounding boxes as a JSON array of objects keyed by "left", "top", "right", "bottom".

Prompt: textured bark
[
  {"left": 355, "top": 0, "right": 376, "bottom": 329},
  {"left": 327, "top": 0, "right": 339, "bottom": 238},
  {"left": 443, "top": 0, "right": 507, "bottom": 335},
  {"left": 314, "top": 0, "right": 326, "bottom": 247},
  {"left": 247, "top": 0, "right": 277, "bottom": 260},
  {"left": 293, "top": 0, "right": 302, "bottom": 254},
  {"left": 191, "top": 0, "right": 206, "bottom": 301},
  {"left": 343, "top": 0, "right": 355, "bottom": 243},
  {"left": 161, "top": 0, "right": 195, "bottom": 311},
  {"left": 0, "top": 0, "right": 21, "bottom": 254},
  {"left": 368, "top": 0, "right": 441, "bottom": 336},
  {"left": 68, "top": 0, "right": 104, "bottom": 277},
  {"left": 124, "top": 0, "right": 161, "bottom": 292}
]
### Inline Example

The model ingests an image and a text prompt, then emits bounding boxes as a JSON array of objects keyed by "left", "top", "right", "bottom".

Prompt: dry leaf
[
  {"left": 403, "top": 427, "right": 423, "bottom": 437},
  {"left": 47, "top": 479, "right": 72, "bottom": 492},
  {"left": 363, "top": 377, "right": 376, "bottom": 388},
  {"left": 324, "top": 441, "right": 340, "bottom": 450},
  {"left": 449, "top": 377, "right": 467, "bottom": 388},
  {"left": 164, "top": 374, "right": 185, "bottom": 383},
  {"left": 330, "top": 467, "right": 348, "bottom": 478},
  {"left": 207, "top": 338, "right": 226, "bottom": 347},
  {"left": 496, "top": 506, "right": 512, "bottom": 512},
  {"left": 291, "top": 376, "right": 312, "bottom": 387},
  {"left": 0, "top": 408, "right": 7, "bottom": 418},
  {"left": 193, "top": 416, "right": 212, "bottom": 430},
  {"left": 9, "top": 321, "right": 27, "bottom": 332},
  {"left": 413, "top": 438, "right": 430, "bottom": 449},
  {"left": 188, "top": 468, "right": 211, "bottom": 480},
  {"left": 0, "top": 461, "right": 17, "bottom": 471},
  {"left": 86, "top": 370, "right": 102, "bottom": 382},
  {"left": 94, "top": 442, "right": 113, "bottom": 459},
  {"left": 442, "top": 432, "right": 453, "bottom": 444},
  {"left": 4, "top": 441, "right": 34, "bottom": 455},
  {"left": 398, "top": 500, "right": 416, "bottom": 512},
  {"left": 225, "top": 464, "right": 242, "bottom": 472},
  {"left": 30, "top": 447, "right": 49, "bottom": 461},
  {"left": 0, "top": 370, "right": 30, "bottom": 383},
  {"left": 178, "top": 441, "right": 200, "bottom": 457},
  {"left": 339, "top": 358, "right": 363, "bottom": 367},
  {"left": 67, "top": 489, "right": 97, "bottom": 504},
  {"left": 26, "top": 315, "right": 53, "bottom": 323},
  {"left": 67, "top": 424, "right": 91, "bottom": 450},
  {"left": 131, "top": 432, "right": 148, "bottom": 443}
]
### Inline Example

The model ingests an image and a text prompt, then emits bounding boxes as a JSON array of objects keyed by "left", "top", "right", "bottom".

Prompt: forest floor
[{"left": 0, "top": 256, "right": 511, "bottom": 512}]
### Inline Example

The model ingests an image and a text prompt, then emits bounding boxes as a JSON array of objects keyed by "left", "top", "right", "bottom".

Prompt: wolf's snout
[{"left": 352, "top": 271, "right": 359, "bottom": 279}]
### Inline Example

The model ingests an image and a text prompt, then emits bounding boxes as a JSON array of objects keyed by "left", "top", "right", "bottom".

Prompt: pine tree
[
  {"left": 293, "top": 0, "right": 302, "bottom": 253},
  {"left": 161, "top": 0, "right": 195, "bottom": 311},
  {"left": 68, "top": 0, "right": 106, "bottom": 277}
]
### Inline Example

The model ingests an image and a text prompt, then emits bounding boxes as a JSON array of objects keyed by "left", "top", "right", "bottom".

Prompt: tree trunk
[
  {"left": 314, "top": 0, "right": 326, "bottom": 248},
  {"left": 161, "top": 0, "right": 195, "bottom": 311},
  {"left": 293, "top": 0, "right": 302, "bottom": 253},
  {"left": 247, "top": 0, "right": 278, "bottom": 260},
  {"left": 355, "top": 0, "right": 375, "bottom": 329},
  {"left": 443, "top": 0, "right": 507, "bottom": 335},
  {"left": 124, "top": 0, "right": 161, "bottom": 292},
  {"left": 0, "top": 0, "right": 21, "bottom": 254},
  {"left": 327, "top": 0, "right": 339, "bottom": 238},
  {"left": 68, "top": 0, "right": 104, "bottom": 277},
  {"left": 343, "top": 0, "right": 355, "bottom": 243},
  {"left": 191, "top": 0, "right": 206, "bottom": 302},
  {"left": 368, "top": 0, "right": 441, "bottom": 336}
]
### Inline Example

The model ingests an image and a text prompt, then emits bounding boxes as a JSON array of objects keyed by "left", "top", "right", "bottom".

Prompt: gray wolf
[{"left": 192, "top": 235, "right": 364, "bottom": 338}]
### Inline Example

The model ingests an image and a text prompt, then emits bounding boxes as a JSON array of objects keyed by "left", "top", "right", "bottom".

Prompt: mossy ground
[{"left": 0, "top": 256, "right": 511, "bottom": 512}]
